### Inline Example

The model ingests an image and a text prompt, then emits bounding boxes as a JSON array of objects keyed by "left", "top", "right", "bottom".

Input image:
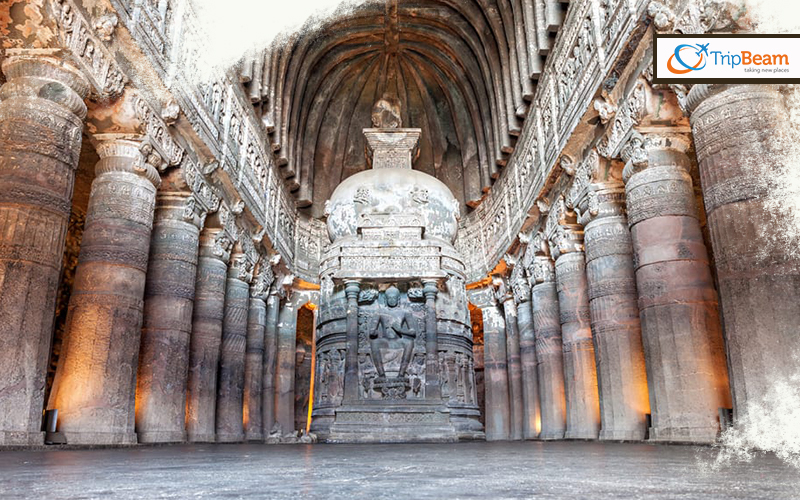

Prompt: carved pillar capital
[
  {"left": 250, "top": 256, "right": 276, "bottom": 300},
  {"left": 1, "top": 49, "right": 90, "bottom": 119},
  {"left": 620, "top": 131, "right": 692, "bottom": 183},
  {"left": 344, "top": 280, "right": 361, "bottom": 300},
  {"left": 87, "top": 88, "right": 183, "bottom": 170},
  {"left": 422, "top": 279, "right": 439, "bottom": 300},
  {"left": 545, "top": 197, "right": 584, "bottom": 260},
  {"left": 566, "top": 149, "right": 627, "bottom": 227},
  {"left": 229, "top": 246, "right": 255, "bottom": 283},
  {"left": 93, "top": 136, "right": 163, "bottom": 188},
  {"left": 510, "top": 266, "right": 531, "bottom": 305}
]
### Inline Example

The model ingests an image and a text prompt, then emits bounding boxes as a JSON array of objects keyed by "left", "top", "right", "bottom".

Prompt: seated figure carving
[{"left": 367, "top": 286, "right": 416, "bottom": 398}]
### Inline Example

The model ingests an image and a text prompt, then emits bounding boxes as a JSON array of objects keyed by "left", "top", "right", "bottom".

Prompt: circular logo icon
[{"left": 667, "top": 44, "right": 707, "bottom": 74}]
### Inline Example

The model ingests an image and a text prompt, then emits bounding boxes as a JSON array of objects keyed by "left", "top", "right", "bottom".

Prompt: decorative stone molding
[{"left": 51, "top": 0, "right": 127, "bottom": 97}]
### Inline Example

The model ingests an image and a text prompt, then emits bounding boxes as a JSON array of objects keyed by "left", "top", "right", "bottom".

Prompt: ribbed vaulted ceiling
[{"left": 240, "top": 0, "right": 568, "bottom": 218}]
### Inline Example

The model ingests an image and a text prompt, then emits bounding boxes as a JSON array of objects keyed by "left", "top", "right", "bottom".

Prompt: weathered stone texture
[
  {"left": 531, "top": 263, "right": 567, "bottom": 440},
  {"left": 186, "top": 228, "right": 230, "bottom": 443},
  {"left": 216, "top": 252, "right": 251, "bottom": 442},
  {"left": 516, "top": 295, "right": 541, "bottom": 440},
  {"left": 244, "top": 295, "right": 267, "bottom": 441},
  {"left": 554, "top": 251, "right": 601, "bottom": 440},
  {"left": 48, "top": 138, "right": 160, "bottom": 445},
  {"left": 624, "top": 133, "right": 731, "bottom": 443},
  {"left": 580, "top": 190, "right": 649, "bottom": 441},
  {"left": 481, "top": 303, "right": 511, "bottom": 441},
  {"left": 275, "top": 301, "right": 298, "bottom": 433},
  {"left": 261, "top": 289, "right": 281, "bottom": 437},
  {"left": 499, "top": 288, "right": 524, "bottom": 441},
  {"left": 0, "top": 53, "right": 89, "bottom": 446},
  {"left": 689, "top": 84, "right": 800, "bottom": 422},
  {"left": 135, "top": 192, "right": 202, "bottom": 443}
]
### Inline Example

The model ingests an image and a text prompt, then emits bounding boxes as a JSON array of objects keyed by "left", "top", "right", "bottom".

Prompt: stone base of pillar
[
  {"left": 564, "top": 430, "right": 599, "bottom": 440},
  {"left": 187, "top": 432, "right": 216, "bottom": 444},
  {"left": 599, "top": 429, "right": 645, "bottom": 442},
  {"left": 216, "top": 432, "right": 245, "bottom": 443},
  {"left": 61, "top": 431, "right": 138, "bottom": 446},
  {"left": 538, "top": 430, "right": 565, "bottom": 441},
  {"left": 0, "top": 431, "right": 45, "bottom": 446},
  {"left": 245, "top": 431, "right": 264, "bottom": 442},
  {"left": 648, "top": 426, "right": 718, "bottom": 445},
  {"left": 137, "top": 430, "right": 186, "bottom": 444}
]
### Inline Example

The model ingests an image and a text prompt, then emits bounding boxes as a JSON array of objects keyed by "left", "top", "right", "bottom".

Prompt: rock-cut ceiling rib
[{"left": 239, "top": 0, "right": 569, "bottom": 218}]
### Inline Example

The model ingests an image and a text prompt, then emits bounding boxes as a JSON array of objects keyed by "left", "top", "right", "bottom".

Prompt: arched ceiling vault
[{"left": 239, "top": 0, "right": 569, "bottom": 218}]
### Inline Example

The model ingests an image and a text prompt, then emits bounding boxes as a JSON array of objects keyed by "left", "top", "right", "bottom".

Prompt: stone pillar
[
  {"left": 342, "top": 281, "right": 361, "bottom": 402},
  {"left": 216, "top": 246, "right": 253, "bottom": 442},
  {"left": 261, "top": 287, "right": 281, "bottom": 436},
  {"left": 135, "top": 191, "right": 204, "bottom": 443},
  {"left": 275, "top": 297, "right": 298, "bottom": 432},
  {"left": 0, "top": 52, "right": 89, "bottom": 446},
  {"left": 47, "top": 137, "right": 161, "bottom": 445},
  {"left": 186, "top": 226, "right": 232, "bottom": 443},
  {"left": 496, "top": 279, "right": 524, "bottom": 441},
  {"left": 471, "top": 287, "right": 510, "bottom": 441},
  {"left": 528, "top": 238, "right": 567, "bottom": 440},
  {"left": 569, "top": 151, "right": 649, "bottom": 441},
  {"left": 422, "top": 280, "right": 441, "bottom": 399},
  {"left": 687, "top": 84, "right": 800, "bottom": 423},
  {"left": 244, "top": 261, "right": 272, "bottom": 441},
  {"left": 547, "top": 199, "right": 600, "bottom": 439},
  {"left": 510, "top": 270, "right": 540, "bottom": 439},
  {"left": 622, "top": 131, "right": 731, "bottom": 443}
]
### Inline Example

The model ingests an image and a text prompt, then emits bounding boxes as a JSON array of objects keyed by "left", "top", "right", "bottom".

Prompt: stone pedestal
[
  {"left": 497, "top": 281, "right": 524, "bottom": 441},
  {"left": 0, "top": 52, "right": 89, "bottom": 446},
  {"left": 481, "top": 301, "right": 511, "bottom": 441},
  {"left": 547, "top": 207, "right": 600, "bottom": 440},
  {"left": 511, "top": 272, "right": 540, "bottom": 440},
  {"left": 623, "top": 132, "right": 731, "bottom": 443},
  {"left": 688, "top": 84, "right": 800, "bottom": 423},
  {"left": 135, "top": 192, "right": 203, "bottom": 443},
  {"left": 261, "top": 289, "right": 281, "bottom": 436},
  {"left": 529, "top": 253, "right": 567, "bottom": 440},
  {"left": 48, "top": 137, "right": 161, "bottom": 445},
  {"left": 570, "top": 153, "right": 649, "bottom": 441},
  {"left": 275, "top": 300, "right": 298, "bottom": 433},
  {"left": 186, "top": 227, "right": 232, "bottom": 443},
  {"left": 216, "top": 250, "right": 253, "bottom": 443}
]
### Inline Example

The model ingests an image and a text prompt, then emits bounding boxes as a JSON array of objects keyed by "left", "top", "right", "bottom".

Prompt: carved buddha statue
[{"left": 367, "top": 286, "right": 416, "bottom": 380}]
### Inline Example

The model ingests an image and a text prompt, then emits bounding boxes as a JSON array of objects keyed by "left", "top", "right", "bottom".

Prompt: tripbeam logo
[
  {"left": 667, "top": 43, "right": 709, "bottom": 74},
  {"left": 654, "top": 34, "right": 800, "bottom": 84}
]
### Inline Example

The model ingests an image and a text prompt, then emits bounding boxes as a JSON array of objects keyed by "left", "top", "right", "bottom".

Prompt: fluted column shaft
[
  {"left": 48, "top": 138, "right": 161, "bottom": 445},
  {"left": 342, "top": 281, "right": 360, "bottom": 402},
  {"left": 216, "top": 251, "right": 252, "bottom": 442},
  {"left": 549, "top": 220, "right": 600, "bottom": 440},
  {"left": 135, "top": 192, "right": 203, "bottom": 443},
  {"left": 578, "top": 184, "right": 649, "bottom": 441},
  {"left": 531, "top": 255, "right": 567, "bottom": 440},
  {"left": 244, "top": 292, "right": 266, "bottom": 441},
  {"left": 688, "top": 84, "right": 800, "bottom": 423},
  {"left": 275, "top": 299, "right": 298, "bottom": 432},
  {"left": 186, "top": 228, "right": 231, "bottom": 442},
  {"left": 515, "top": 291, "right": 540, "bottom": 440},
  {"left": 623, "top": 132, "right": 731, "bottom": 443},
  {"left": 481, "top": 302, "right": 511, "bottom": 441},
  {"left": 0, "top": 53, "right": 89, "bottom": 446},
  {"left": 499, "top": 291, "right": 524, "bottom": 441},
  {"left": 261, "top": 289, "right": 281, "bottom": 436}
]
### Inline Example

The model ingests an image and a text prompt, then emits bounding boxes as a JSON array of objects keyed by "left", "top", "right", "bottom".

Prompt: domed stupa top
[{"left": 325, "top": 98, "right": 460, "bottom": 244}]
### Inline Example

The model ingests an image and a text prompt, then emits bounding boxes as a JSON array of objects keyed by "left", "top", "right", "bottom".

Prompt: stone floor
[{"left": 0, "top": 441, "right": 798, "bottom": 499}]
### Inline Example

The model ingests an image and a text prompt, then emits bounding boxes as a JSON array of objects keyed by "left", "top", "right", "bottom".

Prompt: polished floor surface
[{"left": 0, "top": 441, "right": 798, "bottom": 499}]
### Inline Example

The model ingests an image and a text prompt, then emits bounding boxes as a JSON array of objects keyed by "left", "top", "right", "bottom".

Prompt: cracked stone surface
[{"left": 0, "top": 442, "right": 797, "bottom": 499}]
